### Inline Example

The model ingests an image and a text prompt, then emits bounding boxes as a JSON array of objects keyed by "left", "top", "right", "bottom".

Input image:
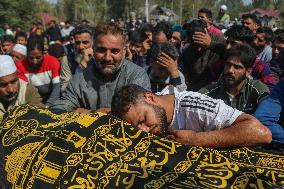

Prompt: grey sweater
[{"left": 52, "top": 59, "right": 151, "bottom": 111}]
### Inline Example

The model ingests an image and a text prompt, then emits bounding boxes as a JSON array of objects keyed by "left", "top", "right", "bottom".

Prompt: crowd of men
[{"left": 0, "top": 5, "right": 283, "bottom": 150}]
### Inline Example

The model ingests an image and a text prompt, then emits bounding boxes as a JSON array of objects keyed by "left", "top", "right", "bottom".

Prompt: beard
[
  {"left": 75, "top": 52, "right": 83, "bottom": 64},
  {"left": 95, "top": 60, "right": 120, "bottom": 77},
  {"left": 0, "top": 92, "right": 19, "bottom": 105},
  {"left": 252, "top": 43, "right": 265, "bottom": 52},
  {"left": 146, "top": 103, "right": 170, "bottom": 138},
  {"left": 224, "top": 72, "right": 246, "bottom": 88}
]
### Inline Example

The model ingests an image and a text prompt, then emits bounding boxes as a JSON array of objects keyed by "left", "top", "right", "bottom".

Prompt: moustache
[
  {"left": 4, "top": 92, "right": 18, "bottom": 101},
  {"left": 100, "top": 61, "right": 115, "bottom": 66},
  {"left": 224, "top": 73, "right": 235, "bottom": 79}
]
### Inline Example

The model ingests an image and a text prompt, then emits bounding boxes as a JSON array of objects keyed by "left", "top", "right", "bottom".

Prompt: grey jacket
[{"left": 52, "top": 59, "right": 151, "bottom": 111}]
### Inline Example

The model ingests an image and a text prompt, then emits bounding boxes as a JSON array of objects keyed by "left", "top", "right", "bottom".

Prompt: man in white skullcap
[
  {"left": 0, "top": 55, "right": 43, "bottom": 117},
  {"left": 11, "top": 44, "right": 27, "bottom": 63},
  {"left": 216, "top": 4, "right": 230, "bottom": 28}
]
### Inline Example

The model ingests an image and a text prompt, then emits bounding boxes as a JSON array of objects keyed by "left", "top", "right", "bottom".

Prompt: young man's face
[
  {"left": 253, "top": 32, "right": 267, "bottom": 52},
  {"left": 27, "top": 48, "right": 44, "bottom": 70},
  {"left": 74, "top": 32, "right": 93, "bottom": 53},
  {"left": 242, "top": 18, "right": 259, "bottom": 33},
  {"left": 16, "top": 36, "right": 27, "bottom": 46},
  {"left": 93, "top": 33, "right": 124, "bottom": 76},
  {"left": 223, "top": 56, "right": 250, "bottom": 88},
  {"left": 124, "top": 100, "right": 167, "bottom": 136},
  {"left": 272, "top": 40, "right": 284, "bottom": 58},
  {"left": 198, "top": 12, "right": 211, "bottom": 26},
  {"left": 2, "top": 41, "right": 14, "bottom": 54},
  {"left": 170, "top": 32, "right": 182, "bottom": 48}
]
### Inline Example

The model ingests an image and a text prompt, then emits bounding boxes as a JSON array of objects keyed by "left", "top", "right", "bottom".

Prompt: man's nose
[
  {"left": 104, "top": 50, "right": 112, "bottom": 62},
  {"left": 6, "top": 83, "right": 16, "bottom": 93}
]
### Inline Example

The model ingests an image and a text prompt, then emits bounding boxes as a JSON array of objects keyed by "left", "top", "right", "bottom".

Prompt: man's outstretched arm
[{"left": 172, "top": 113, "right": 272, "bottom": 148}]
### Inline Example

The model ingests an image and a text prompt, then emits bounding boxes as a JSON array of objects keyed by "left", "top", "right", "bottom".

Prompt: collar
[{"left": 221, "top": 77, "right": 249, "bottom": 96}]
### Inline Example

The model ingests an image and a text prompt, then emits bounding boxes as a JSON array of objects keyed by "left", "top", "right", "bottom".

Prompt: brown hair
[{"left": 94, "top": 22, "right": 123, "bottom": 40}]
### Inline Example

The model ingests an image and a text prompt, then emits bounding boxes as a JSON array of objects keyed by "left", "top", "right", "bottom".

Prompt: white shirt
[{"left": 158, "top": 86, "right": 243, "bottom": 132}]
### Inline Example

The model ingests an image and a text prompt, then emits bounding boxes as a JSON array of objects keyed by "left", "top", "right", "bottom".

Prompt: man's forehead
[
  {"left": 75, "top": 32, "right": 92, "bottom": 39},
  {"left": 0, "top": 72, "right": 18, "bottom": 82},
  {"left": 227, "top": 57, "right": 244, "bottom": 66},
  {"left": 124, "top": 105, "right": 141, "bottom": 125},
  {"left": 95, "top": 34, "right": 123, "bottom": 47}
]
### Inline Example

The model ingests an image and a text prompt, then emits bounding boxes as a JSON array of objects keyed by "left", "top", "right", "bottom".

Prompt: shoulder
[
  {"left": 26, "top": 83, "right": 39, "bottom": 93},
  {"left": 121, "top": 59, "right": 147, "bottom": 75},
  {"left": 247, "top": 78, "right": 269, "bottom": 94},
  {"left": 199, "top": 82, "right": 222, "bottom": 95},
  {"left": 177, "top": 90, "right": 223, "bottom": 113},
  {"left": 43, "top": 54, "right": 60, "bottom": 65}
]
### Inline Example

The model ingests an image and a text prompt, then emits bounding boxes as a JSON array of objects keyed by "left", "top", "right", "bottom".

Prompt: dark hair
[
  {"left": 274, "top": 33, "right": 284, "bottom": 43},
  {"left": 1, "top": 35, "right": 15, "bottom": 43},
  {"left": 141, "top": 23, "right": 154, "bottom": 33},
  {"left": 49, "top": 20, "right": 56, "bottom": 24},
  {"left": 150, "top": 42, "right": 179, "bottom": 63},
  {"left": 274, "top": 29, "right": 284, "bottom": 35},
  {"left": 256, "top": 27, "right": 274, "bottom": 42},
  {"left": 183, "top": 19, "right": 207, "bottom": 43},
  {"left": 72, "top": 24, "right": 94, "bottom": 37},
  {"left": 225, "top": 25, "right": 254, "bottom": 44},
  {"left": 242, "top": 13, "right": 261, "bottom": 27},
  {"left": 15, "top": 31, "right": 27, "bottom": 40},
  {"left": 224, "top": 43, "right": 256, "bottom": 69},
  {"left": 48, "top": 44, "right": 65, "bottom": 58},
  {"left": 153, "top": 21, "right": 173, "bottom": 40},
  {"left": 111, "top": 84, "right": 150, "bottom": 119},
  {"left": 129, "top": 30, "right": 148, "bottom": 43},
  {"left": 171, "top": 25, "right": 186, "bottom": 40},
  {"left": 198, "top": 8, "right": 213, "bottom": 19},
  {"left": 27, "top": 38, "right": 44, "bottom": 53},
  {"left": 94, "top": 22, "right": 123, "bottom": 40}
]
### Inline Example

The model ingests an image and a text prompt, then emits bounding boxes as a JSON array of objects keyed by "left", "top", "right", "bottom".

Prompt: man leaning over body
[{"left": 111, "top": 84, "right": 272, "bottom": 148}]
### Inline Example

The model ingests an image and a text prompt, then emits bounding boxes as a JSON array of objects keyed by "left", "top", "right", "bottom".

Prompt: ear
[
  {"left": 246, "top": 68, "right": 252, "bottom": 77},
  {"left": 144, "top": 92, "right": 158, "bottom": 104}
]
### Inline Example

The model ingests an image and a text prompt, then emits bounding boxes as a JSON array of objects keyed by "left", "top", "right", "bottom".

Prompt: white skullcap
[
  {"left": 130, "top": 12, "right": 136, "bottom": 16},
  {"left": 220, "top": 5, "right": 227, "bottom": 11},
  {"left": 0, "top": 55, "right": 17, "bottom": 77},
  {"left": 13, "top": 44, "right": 27, "bottom": 56}
]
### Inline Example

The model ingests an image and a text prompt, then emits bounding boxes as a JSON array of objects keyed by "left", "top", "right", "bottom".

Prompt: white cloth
[
  {"left": 158, "top": 86, "right": 243, "bottom": 132},
  {"left": 61, "top": 26, "right": 75, "bottom": 38},
  {"left": 0, "top": 55, "right": 16, "bottom": 77},
  {"left": 13, "top": 44, "right": 27, "bottom": 56}
]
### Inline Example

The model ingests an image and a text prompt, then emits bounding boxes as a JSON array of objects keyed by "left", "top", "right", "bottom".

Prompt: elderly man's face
[
  {"left": 94, "top": 34, "right": 124, "bottom": 76},
  {"left": 11, "top": 50, "right": 25, "bottom": 63},
  {"left": 0, "top": 72, "right": 19, "bottom": 104}
]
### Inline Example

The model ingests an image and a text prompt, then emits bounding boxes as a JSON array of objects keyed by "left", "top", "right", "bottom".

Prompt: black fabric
[{"left": 0, "top": 105, "right": 283, "bottom": 188}]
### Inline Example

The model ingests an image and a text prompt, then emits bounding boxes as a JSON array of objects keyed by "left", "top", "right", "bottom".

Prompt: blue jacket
[{"left": 254, "top": 80, "right": 284, "bottom": 145}]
